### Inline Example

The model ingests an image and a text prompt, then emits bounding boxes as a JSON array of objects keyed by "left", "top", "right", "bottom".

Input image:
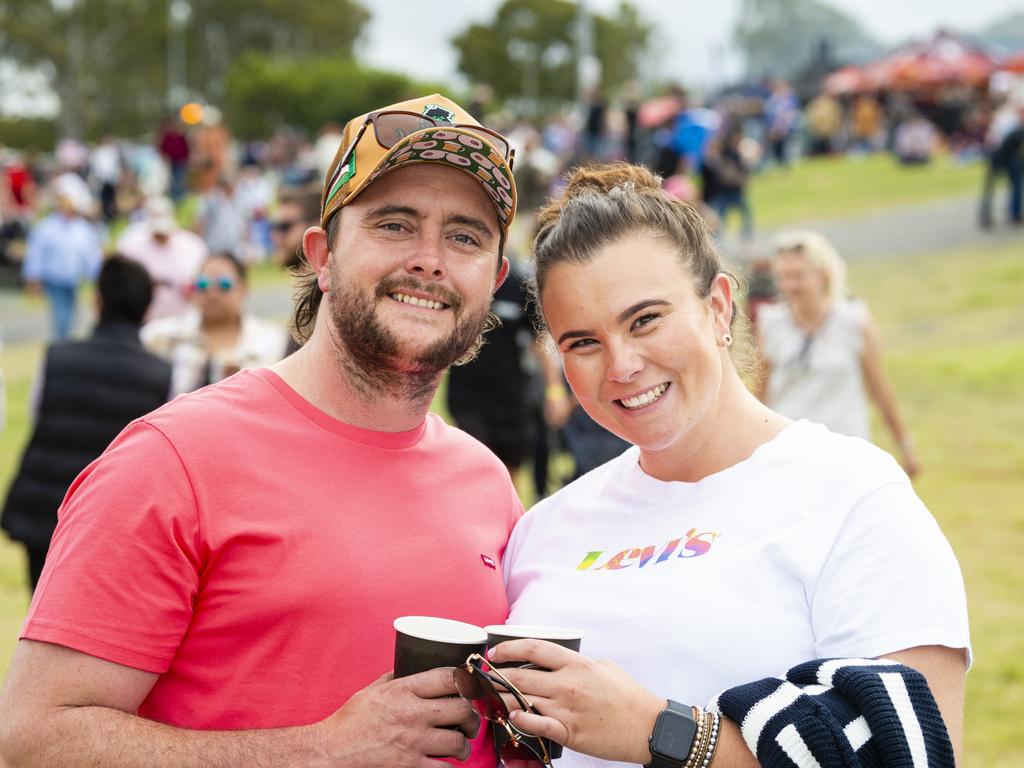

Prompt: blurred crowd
[{"left": 0, "top": 70, "right": 1020, "bottom": 506}]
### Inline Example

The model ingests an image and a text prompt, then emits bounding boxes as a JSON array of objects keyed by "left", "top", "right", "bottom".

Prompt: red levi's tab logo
[{"left": 480, "top": 555, "right": 496, "bottom": 570}]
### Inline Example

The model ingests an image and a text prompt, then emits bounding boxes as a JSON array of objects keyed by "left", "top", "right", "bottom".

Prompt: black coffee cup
[
  {"left": 485, "top": 625, "right": 584, "bottom": 761},
  {"left": 393, "top": 616, "right": 488, "bottom": 679}
]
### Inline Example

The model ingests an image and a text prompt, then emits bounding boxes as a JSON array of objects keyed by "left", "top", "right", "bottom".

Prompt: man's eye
[
  {"left": 381, "top": 222, "right": 406, "bottom": 232},
  {"left": 453, "top": 233, "right": 479, "bottom": 246}
]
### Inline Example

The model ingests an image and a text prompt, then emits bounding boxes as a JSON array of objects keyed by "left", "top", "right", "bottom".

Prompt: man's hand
[
  {"left": 24, "top": 280, "right": 42, "bottom": 298},
  {"left": 315, "top": 668, "right": 481, "bottom": 768},
  {"left": 0, "top": 641, "right": 480, "bottom": 768}
]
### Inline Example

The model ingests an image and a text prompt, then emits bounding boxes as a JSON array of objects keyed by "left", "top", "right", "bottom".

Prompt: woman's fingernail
[{"left": 508, "top": 709, "right": 518, "bottom": 721}]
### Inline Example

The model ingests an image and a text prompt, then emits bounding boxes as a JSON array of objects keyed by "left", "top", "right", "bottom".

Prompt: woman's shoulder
[{"left": 769, "top": 420, "right": 907, "bottom": 487}]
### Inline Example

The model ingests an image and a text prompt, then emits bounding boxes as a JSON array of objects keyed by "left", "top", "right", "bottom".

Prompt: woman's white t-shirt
[{"left": 504, "top": 420, "right": 969, "bottom": 768}]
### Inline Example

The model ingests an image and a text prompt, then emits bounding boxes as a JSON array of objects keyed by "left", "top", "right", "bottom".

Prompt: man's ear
[
  {"left": 494, "top": 256, "right": 510, "bottom": 292},
  {"left": 303, "top": 226, "right": 332, "bottom": 292}
]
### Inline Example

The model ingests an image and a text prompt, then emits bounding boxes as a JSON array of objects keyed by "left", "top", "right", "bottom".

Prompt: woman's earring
[{"left": 721, "top": 333, "right": 733, "bottom": 347}]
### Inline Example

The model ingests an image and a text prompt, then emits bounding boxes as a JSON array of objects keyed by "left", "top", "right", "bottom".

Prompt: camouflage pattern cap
[{"left": 320, "top": 93, "right": 516, "bottom": 234}]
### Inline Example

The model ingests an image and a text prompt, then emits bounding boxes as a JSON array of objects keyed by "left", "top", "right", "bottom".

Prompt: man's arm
[{"left": 0, "top": 639, "right": 478, "bottom": 768}]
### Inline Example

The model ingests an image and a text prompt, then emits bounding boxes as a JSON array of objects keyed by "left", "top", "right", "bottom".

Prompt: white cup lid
[
  {"left": 394, "top": 616, "right": 487, "bottom": 644},
  {"left": 484, "top": 624, "right": 583, "bottom": 641}
]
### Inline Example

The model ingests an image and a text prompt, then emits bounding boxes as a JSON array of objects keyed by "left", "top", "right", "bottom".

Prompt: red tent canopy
[
  {"left": 1002, "top": 53, "right": 1024, "bottom": 74},
  {"left": 824, "top": 32, "right": 996, "bottom": 93}
]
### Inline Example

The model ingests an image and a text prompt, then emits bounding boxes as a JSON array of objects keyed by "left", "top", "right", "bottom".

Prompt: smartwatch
[{"left": 645, "top": 699, "right": 698, "bottom": 768}]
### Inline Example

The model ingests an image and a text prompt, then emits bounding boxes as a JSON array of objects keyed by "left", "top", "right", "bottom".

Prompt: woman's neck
[
  {"left": 201, "top": 315, "right": 243, "bottom": 349},
  {"left": 638, "top": 370, "right": 790, "bottom": 484}
]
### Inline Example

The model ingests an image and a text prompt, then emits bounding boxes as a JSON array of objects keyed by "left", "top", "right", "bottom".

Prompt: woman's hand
[{"left": 489, "top": 640, "right": 665, "bottom": 765}]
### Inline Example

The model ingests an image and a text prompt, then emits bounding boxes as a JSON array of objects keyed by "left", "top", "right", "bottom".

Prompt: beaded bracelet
[{"left": 683, "top": 709, "right": 720, "bottom": 768}]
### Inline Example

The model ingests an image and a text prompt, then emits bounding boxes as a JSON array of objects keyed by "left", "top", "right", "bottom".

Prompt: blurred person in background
[
  {"left": 757, "top": 230, "right": 919, "bottom": 477},
  {"left": 234, "top": 160, "right": 274, "bottom": 261},
  {"left": 22, "top": 188, "right": 102, "bottom": 340},
  {"left": 763, "top": 78, "right": 800, "bottom": 167},
  {"left": 1, "top": 257, "right": 171, "bottom": 591},
  {"left": 893, "top": 111, "right": 938, "bottom": 166},
  {"left": 446, "top": 260, "right": 541, "bottom": 487},
  {"left": 117, "top": 196, "right": 208, "bottom": 321},
  {"left": 978, "top": 102, "right": 1024, "bottom": 229},
  {"left": 312, "top": 121, "right": 344, "bottom": 181},
  {"left": 270, "top": 185, "right": 322, "bottom": 354},
  {"left": 804, "top": 91, "right": 841, "bottom": 155},
  {"left": 157, "top": 116, "right": 190, "bottom": 203},
  {"left": 701, "top": 122, "right": 753, "bottom": 240},
  {"left": 89, "top": 136, "right": 124, "bottom": 222},
  {"left": 270, "top": 186, "right": 321, "bottom": 271},
  {"left": 2, "top": 150, "right": 38, "bottom": 223},
  {"left": 851, "top": 92, "right": 884, "bottom": 153},
  {"left": 194, "top": 175, "right": 245, "bottom": 260},
  {"left": 142, "top": 251, "right": 287, "bottom": 396}
]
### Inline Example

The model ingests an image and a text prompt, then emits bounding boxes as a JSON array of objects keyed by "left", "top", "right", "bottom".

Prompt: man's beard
[{"left": 328, "top": 269, "right": 492, "bottom": 404}]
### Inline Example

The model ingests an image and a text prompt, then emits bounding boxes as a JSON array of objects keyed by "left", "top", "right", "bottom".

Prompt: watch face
[{"left": 652, "top": 709, "right": 698, "bottom": 762}]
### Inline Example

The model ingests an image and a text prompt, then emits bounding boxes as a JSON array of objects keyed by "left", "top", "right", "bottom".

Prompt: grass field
[
  {"left": 0, "top": 156, "right": 1018, "bottom": 763},
  {"left": 750, "top": 153, "right": 984, "bottom": 227}
]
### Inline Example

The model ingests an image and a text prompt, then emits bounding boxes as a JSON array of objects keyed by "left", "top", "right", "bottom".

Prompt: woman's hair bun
[{"left": 561, "top": 163, "right": 663, "bottom": 198}]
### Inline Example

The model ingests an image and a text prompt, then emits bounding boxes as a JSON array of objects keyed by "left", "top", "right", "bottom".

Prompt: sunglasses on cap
[
  {"left": 454, "top": 654, "right": 551, "bottom": 766},
  {"left": 338, "top": 110, "right": 514, "bottom": 176},
  {"left": 194, "top": 276, "right": 236, "bottom": 293}
]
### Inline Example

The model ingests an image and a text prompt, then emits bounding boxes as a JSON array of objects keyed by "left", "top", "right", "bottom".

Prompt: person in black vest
[{"left": 1, "top": 256, "right": 172, "bottom": 591}]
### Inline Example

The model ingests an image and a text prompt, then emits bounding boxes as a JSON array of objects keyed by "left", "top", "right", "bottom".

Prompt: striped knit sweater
[{"left": 713, "top": 658, "right": 955, "bottom": 768}]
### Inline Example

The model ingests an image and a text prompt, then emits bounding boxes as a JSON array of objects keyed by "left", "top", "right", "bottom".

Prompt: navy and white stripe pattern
[{"left": 712, "top": 658, "right": 954, "bottom": 768}]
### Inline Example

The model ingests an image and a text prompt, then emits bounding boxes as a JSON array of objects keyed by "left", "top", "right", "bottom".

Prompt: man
[
  {"left": 270, "top": 184, "right": 321, "bottom": 270},
  {"left": 1, "top": 256, "right": 172, "bottom": 590},
  {"left": 22, "top": 187, "right": 102, "bottom": 339},
  {"left": 0, "top": 94, "right": 521, "bottom": 767},
  {"left": 117, "top": 195, "right": 208, "bottom": 320}
]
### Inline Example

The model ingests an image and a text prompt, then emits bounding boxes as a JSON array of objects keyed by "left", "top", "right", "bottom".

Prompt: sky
[{"left": 360, "top": 0, "right": 1022, "bottom": 89}]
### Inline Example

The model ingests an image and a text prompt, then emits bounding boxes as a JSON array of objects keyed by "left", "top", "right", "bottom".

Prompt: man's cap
[
  {"left": 320, "top": 93, "right": 516, "bottom": 234},
  {"left": 145, "top": 195, "right": 178, "bottom": 234}
]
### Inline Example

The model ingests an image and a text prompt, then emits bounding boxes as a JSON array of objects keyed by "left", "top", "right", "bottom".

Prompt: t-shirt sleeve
[
  {"left": 810, "top": 480, "right": 970, "bottom": 663},
  {"left": 22, "top": 420, "right": 202, "bottom": 674}
]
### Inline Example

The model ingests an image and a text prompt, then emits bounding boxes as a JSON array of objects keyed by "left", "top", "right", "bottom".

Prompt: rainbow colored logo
[{"left": 575, "top": 529, "right": 721, "bottom": 571}]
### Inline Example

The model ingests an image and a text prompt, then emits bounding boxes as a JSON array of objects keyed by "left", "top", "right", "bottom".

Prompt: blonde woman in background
[{"left": 756, "top": 230, "right": 920, "bottom": 477}]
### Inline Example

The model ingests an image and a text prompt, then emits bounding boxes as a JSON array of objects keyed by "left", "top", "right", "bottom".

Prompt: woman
[
  {"left": 491, "top": 165, "right": 968, "bottom": 768},
  {"left": 756, "top": 230, "right": 919, "bottom": 477},
  {"left": 142, "top": 252, "right": 288, "bottom": 396}
]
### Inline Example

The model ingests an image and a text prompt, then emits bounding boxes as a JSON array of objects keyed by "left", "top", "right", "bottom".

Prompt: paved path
[
  {"left": 720, "top": 193, "right": 1022, "bottom": 263},
  {"left": 1, "top": 194, "right": 1019, "bottom": 345}
]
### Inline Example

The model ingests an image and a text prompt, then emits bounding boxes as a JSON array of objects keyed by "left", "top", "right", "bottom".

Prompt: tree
[
  {"left": 0, "top": 0, "right": 370, "bottom": 139},
  {"left": 451, "top": 0, "right": 651, "bottom": 113},
  {"left": 225, "top": 53, "right": 445, "bottom": 138},
  {"left": 733, "top": 0, "right": 882, "bottom": 81}
]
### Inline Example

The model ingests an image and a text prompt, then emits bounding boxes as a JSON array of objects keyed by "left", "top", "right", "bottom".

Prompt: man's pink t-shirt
[{"left": 24, "top": 369, "right": 521, "bottom": 765}]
